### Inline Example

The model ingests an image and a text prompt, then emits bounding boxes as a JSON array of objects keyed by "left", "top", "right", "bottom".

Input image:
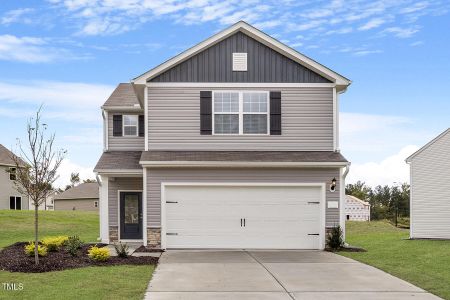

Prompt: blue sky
[{"left": 0, "top": 0, "right": 449, "bottom": 187}]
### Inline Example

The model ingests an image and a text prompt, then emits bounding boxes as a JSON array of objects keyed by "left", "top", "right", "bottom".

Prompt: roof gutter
[{"left": 139, "top": 161, "right": 350, "bottom": 168}]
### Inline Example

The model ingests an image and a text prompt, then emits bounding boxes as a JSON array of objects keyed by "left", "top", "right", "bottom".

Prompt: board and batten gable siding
[
  {"left": 410, "top": 131, "right": 450, "bottom": 239},
  {"left": 146, "top": 168, "right": 340, "bottom": 228},
  {"left": 54, "top": 198, "right": 98, "bottom": 211},
  {"left": 147, "top": 87, "right": 334, "bottom": 151},
  {"left": 108, "top": 177, "right": 143, "bottom": 226},
  {"left": 107, "top": 113, "right": 144, "bottom": 151},
  {"left": 0, "top": 165, "right": 28, "bottom": 210},
  {"left": 150, "top": 32, "right": 330, "bottom": 83}
]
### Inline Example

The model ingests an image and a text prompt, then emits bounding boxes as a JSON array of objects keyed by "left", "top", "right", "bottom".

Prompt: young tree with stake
[{"left": 9, "top": 108, "right": 66, "bottom": 265}]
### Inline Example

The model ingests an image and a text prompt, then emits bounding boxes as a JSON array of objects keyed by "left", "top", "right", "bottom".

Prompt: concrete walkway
[{"left": 145, "top": 250, "right": 440, "bottom": 300}]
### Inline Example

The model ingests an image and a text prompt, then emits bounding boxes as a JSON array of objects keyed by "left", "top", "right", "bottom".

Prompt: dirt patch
[
  {"left": 0, "top": 242, "right": 158, "bottom": 273},
  {"left": 135, "top": 246, "right": 165, "bottom": 253}
]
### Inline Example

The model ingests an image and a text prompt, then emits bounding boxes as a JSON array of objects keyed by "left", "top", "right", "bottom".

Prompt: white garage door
[{"left": 163, "top": 184, "right": 323, "bottom": 249}]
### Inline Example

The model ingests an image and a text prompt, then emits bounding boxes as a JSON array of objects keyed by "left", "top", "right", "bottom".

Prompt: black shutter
[
  {"left": 200, "top": 91, "right": 212, "bottom": 135},
  {"left": 113, "top": 115, "right": 123, "bottom": 137},
  {"left": 270, "top": 91, "right": 282, "bottom": 135},
  {"left": 139, "top": 115, "right": 144, "bottom": 137}
]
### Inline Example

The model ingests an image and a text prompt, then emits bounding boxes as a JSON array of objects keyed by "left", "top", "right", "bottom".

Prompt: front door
[{"left": 120, "top": 192, "right": 142, "bottom": 239}]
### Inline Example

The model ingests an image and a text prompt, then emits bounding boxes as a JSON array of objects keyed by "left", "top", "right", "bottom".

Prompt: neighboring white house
[
  {"left": 0, "top": 144, "right": 29, "bottom": 210},
  {"left": 406, "top": 128, "right": 450, "bottom": 239},
  {"left": 345, "top": 195, "right": 370, "bottom": 221}
]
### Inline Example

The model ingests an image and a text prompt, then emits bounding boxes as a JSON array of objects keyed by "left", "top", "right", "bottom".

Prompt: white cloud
[
  {"left": 358, "top": 18, "right": 387, "bottom": 30},
  {"left": 0, "top": 80, "right": 115, "bottom": 123},
  {"left": 353, "top": 49, "right": 383, "bottom": 56},
  {"left": 339, "top": 112, "right": 438, "bottom": 187},
  {"left": 410, "top": 40, "right": 424, "bottom": 46},
  {"left": 54, "top": 159, "right": 96, "bottom": 188},
  {"left": 401, "top": 1, "right": 429, "bottom": 14},
  {"left": 0, "top": 34, "right": 88, "bottom": 63},
  {"left": 1, "top": 8, "right": 34, "bottom": 25},
  {"left": 383, "top": 26, "right": 420, "bottom": 38},
  {"left": 347, "top": 145, "right": 419, "bottom": 187}
]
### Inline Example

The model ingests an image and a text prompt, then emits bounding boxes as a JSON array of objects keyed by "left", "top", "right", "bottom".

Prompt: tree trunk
[{"left": 34, "top": 204, "right": 39, "bottom": 265}]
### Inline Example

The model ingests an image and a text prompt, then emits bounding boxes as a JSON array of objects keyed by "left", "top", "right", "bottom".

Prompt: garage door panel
[{"left": 164, "top": 184, "right": 322, "bottom": 249}]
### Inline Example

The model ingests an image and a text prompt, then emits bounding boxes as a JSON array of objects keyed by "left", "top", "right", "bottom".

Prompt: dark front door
[{"left": 120, "top": 192, "right": 142, "bottom": 239}]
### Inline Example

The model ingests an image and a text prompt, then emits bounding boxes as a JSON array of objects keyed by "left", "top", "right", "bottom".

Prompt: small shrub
[
  {"left": 24, "top": 242, "right": 48, "bottom": 257},
  {"left": 326, "top": 225, "right": 344, "bottom": 250},
  {"left": 41, "top": 236, "right": 69, "bottom": 252},
  {"left": 114, "top": 242, "right": 130, "bottom": 258},
  {"left": 88, "top": 245, "right": 110, "bottom": 261},
  {"left": 65, "top": 235, "right": 84, "bottom": 256}
]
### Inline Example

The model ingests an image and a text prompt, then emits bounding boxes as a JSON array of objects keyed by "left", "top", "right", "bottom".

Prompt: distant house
[
  {"left": 54, "top": 182, "right": 99, "bottom": 211},
  {"left": 0, "top": 144, "right": 28, "bottom": 210},
  {"left": 345, "top": 195, "right": 370, "bottom": 221},
  {"left": 406, "top": 128, "right": 450, "bottom": 239}
]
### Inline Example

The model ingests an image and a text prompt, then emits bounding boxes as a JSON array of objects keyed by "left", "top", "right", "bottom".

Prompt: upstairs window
[
  {"left": 9, "top": 167, "right": 16, "bottom": 181},
  {"left": 123, "top": 115, "right": 138, "bottom": 136},
  {"left": 213, "top": 91, "right": 269, "bottom": 135}
]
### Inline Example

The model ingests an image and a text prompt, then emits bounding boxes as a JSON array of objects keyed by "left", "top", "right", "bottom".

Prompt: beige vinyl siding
[
  {"left": 147, "top": 87, "right": 334, "bottom": 151},
  {"left": 410, "top": 131, "right": 450, "bottom": 239},
  {"left": 0, "top": 165, "right": 28, "bottom": 210},
  {"left": 146, "top": 168, "right": 340, "bottom": 228},
  {"left": 54, "top": 198, "right": 99, "bottom": 211},
  {"left": 108, "top": 177, "right": 143, "bottom": 226},
  {"left": 108, "top": 113, "right": 144, "bottom": 151}
]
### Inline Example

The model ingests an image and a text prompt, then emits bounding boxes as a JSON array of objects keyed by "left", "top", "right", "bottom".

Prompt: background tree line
[{"left": 346, "top": 181, "right": 410, "bottom": 227}]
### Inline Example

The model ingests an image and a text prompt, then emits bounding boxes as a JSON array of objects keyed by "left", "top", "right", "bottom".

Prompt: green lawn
[
  {"left": 0, "top": 210, "right": 154, "bottom": 300},
  {"left": 0, "top": 210, "right": 99, "bottom": 249},
  {"left": 340, "top": 221, "right": 450, "bottom": 299}
]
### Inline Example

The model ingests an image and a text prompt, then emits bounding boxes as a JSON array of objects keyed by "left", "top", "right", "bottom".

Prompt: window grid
[
  {"left": 212, "top": 91, "right": 270, "bottom": 135},
  {"left": 123, "top": 115, "right": 138, "bottom": 137}
]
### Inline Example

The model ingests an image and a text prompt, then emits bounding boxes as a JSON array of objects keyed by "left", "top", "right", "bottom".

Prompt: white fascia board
[
  {"left": 139, "top": 161, "right": 349, "bottom": 168},
  {"left": 101, "top": 106, "right": 144, "bottom": 112},
  {"left": 133, "top": 21, "right": 351, "bottom": 86},
  {"left": 94, "top": 169, "right": 143, "bottom": 176},
  {"left": 146, "top": 82, "right": 336, "bottom": 88},
  {"left": 405, "top": 128, "right": 450, "bottom": 163}
]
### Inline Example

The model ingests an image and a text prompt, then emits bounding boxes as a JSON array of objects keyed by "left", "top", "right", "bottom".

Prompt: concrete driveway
[{"left": 145, "top": 250, "right": 440, "bottom": 300}]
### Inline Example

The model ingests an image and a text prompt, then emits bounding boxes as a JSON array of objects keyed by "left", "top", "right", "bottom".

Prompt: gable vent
[{"left": 232, "top": 53, "right": 247, "bottom": 71}]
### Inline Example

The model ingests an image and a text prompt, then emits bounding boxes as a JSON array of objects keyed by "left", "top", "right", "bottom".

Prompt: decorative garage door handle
[
  {"left": 307, "top": 201, "right": 320, "bottom": 204},
  {"left": 240, "top": 218, "right": 247, "bottom": 227},
  {"left": 166, "top": 201, "right": 178, "bottom": 203}
]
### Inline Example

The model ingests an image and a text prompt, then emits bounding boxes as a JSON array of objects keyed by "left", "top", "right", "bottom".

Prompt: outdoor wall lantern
[{"left": 330, "top": 177, "right": 337, "bottom": 192}]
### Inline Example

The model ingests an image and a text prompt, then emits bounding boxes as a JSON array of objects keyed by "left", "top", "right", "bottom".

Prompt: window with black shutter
[
  {"left": 113, "top": 115, "right": 123, "bottom": 136},
  {"left": 139, "top": 115, "right": 144, "bottom": 137},
  {"left": 270, "top": 91, "right": 281, "bottom": 135},
  {"left": 200, "top": 91, "right": 212, "bottom": 135}
]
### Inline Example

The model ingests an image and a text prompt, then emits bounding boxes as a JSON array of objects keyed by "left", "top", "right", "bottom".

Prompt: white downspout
[{"left": 341, "top": 163, "right": 351, "bottom": 241}]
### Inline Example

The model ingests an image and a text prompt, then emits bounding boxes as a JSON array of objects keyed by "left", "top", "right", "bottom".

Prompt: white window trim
[
  {"left": 212, "top": 91, "right": 270, "bottom": 136},
  {"left": 10, "top": 196, "right": 22, "bottom": 210},
  {"left": 122, "top": 115, "right": 139, "bottom": 137}
]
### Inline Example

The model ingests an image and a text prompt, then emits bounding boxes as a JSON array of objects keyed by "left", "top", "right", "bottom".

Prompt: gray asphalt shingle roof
[
  {"left": 0, "top": 144, "right": 26, "bottom": 166},
  {"left": 140, "top": 151, "right": 348, "bottom": 163},
  {"left": 95, "top": 151, "right": 347, "bottom": 171},
  {"left": 54, "top": 182, "right": 99, "bottom": 200},
  {"left": 94, "top": 151, "right": 142, "bottom": 171},
  {"left": 102, "top": 83, "right": 141, "bottom": 108}
]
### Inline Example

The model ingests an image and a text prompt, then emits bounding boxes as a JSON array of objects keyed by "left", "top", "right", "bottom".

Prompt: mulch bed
[
  {"left": 325, "top": 245, "right": 367, "bottom": 252},
  {"left": 0, "top": 242, "right": 158, "bottom": 273},
  {"left": 134, "top": 246, "right": 164, "bottom": 253}
]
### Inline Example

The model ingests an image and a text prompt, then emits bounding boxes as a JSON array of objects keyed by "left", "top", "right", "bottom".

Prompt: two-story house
[
  {"left": 94, "top": 21, "right": 351, "bottom": 250},
  {"left": 0, "top": 144, "right": 29, "bottom": 210}
]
